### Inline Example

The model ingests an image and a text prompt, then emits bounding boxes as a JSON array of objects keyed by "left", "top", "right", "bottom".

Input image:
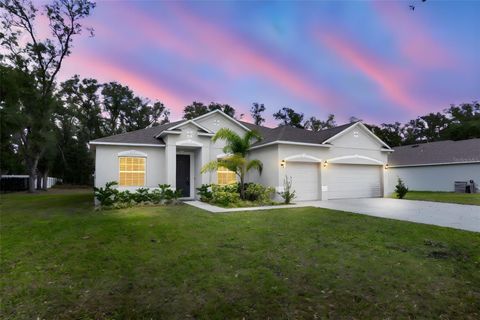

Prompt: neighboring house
[
  {"left": 386, "top": 139, "right": 480, "bottom": 193},
  {"left": 90, "top": 110, "right": 393, "bottom": 201}
]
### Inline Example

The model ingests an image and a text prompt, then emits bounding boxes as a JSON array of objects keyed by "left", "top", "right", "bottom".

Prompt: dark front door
[{"left": 176, "top": 155, "right": 190, "bottom": 197}]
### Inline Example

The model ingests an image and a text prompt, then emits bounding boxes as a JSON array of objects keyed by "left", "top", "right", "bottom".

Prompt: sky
[{"left": 53, "top": 0, "right": 480, "bottom": 126}]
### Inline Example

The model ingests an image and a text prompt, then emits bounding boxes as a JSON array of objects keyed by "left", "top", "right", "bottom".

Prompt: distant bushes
[{"left": 94, "top": 182, "right": 182, "bottom": 209}]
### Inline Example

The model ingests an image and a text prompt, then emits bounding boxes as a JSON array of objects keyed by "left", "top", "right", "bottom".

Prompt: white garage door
[
  {"left": 328, "top": 164, "right": 382, "bottom": 199},
  {"left": 285, "top": 162, "right": 319, "bottom": 201}
]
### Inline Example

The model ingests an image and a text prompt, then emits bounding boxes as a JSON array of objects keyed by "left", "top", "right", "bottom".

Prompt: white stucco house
[
  {"left": 90, "top": 110, "right": 394, "bottom": 201},
  {"left": 386, "top": 139, "right": 480, "bottom": 193}
]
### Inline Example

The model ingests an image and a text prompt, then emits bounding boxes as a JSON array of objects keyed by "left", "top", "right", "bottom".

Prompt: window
[
  {"left": 217, "top": 166, "right": 236, "bottom": 185},
  {"left": 119, "top": 157, "right": 145, "bottom": 186}
]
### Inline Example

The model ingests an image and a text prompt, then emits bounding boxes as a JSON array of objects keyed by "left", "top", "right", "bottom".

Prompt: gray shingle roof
[
  {"left": 90, "top": 117, "right": 359, "bottom": 148},
  {"left": 242, "top": 121, "right": 357, "bottom": 147},
  {"left": 90, "top": 120, "right": 184, "bottom": 145},
  {"left": 389, "top": 139, "right": 480, "bottom": 166}
]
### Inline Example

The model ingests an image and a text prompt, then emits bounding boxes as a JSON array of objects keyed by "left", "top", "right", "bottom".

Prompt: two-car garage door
[{"left": 285, "top": 162, "right": 382, "bottom": 200}]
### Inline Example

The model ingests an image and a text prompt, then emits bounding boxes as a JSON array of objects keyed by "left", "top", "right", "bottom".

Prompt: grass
[
  {"left": 393, "top": 191, "right": 480, "bottom": 205},
  {"left": 1, "top": 190, "right": 479, "bottom": 319}
]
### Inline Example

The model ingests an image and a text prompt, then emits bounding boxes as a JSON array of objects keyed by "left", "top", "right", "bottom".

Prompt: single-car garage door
[
  {"left": 328, "top": 164, "right": 382, "bottom": 199},
  {"left": 285, "top": 162, "right": 319, "bottom": 201}
]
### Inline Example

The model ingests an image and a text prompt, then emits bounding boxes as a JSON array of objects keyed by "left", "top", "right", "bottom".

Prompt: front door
[{"left": 176, "top": 154, "right": 190, "bottom": 197}]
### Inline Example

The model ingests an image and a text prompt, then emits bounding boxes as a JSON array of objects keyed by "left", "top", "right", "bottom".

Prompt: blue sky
[{"left": 56, "top": 0, "right": 480, "bottom": 126}]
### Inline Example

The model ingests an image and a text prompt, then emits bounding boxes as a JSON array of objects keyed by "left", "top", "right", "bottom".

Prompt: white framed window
[{"left": 119, "top": 157, "right": 146, "bottom": 186}]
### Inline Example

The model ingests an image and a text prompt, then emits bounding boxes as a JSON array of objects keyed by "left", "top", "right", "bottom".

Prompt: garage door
[
  {"left": 285, "top": 162, "right": 319, "bottom": 201},
  {"left": 328, "top": 164, "right": 382, "bottom": 199}
]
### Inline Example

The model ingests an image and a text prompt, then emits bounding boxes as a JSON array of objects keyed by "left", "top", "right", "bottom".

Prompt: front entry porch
[{"left": 166, "top": 143, "right": 211, "bottom": 200}]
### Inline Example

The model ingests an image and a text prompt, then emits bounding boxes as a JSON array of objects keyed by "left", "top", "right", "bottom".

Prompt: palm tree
[{"left": 201, "top": 128, "right": 263, "bottom": 199}]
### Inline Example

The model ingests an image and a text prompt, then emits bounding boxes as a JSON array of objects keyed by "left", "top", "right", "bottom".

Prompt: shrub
[
  {"left": 278, "top": 176, "right": 296, "bottom": 204},
  {"left": 395, "top": 178, "right": 409, "bottom": 199},
  {"left": 245, "top": 183, "right": 275, "bottom": 203},
  {"left": 211, "top": 184, "right": 240, "bottom": 207},
  {"left": 94, "top": 181, "right": 119, "bottom": 206},
  {"left": 197, "top": 184, "right": 213, "bottom": 202},
  {"left": 115, "top": 190, "right": 134, "bottom": 204},
  {"left": 133, "top": 188, "right": 151, "bottom": 203}
]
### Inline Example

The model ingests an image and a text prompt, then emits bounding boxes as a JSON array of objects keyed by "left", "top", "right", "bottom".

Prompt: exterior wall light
[
  {"left": 385, "top": 163, "right": 389, "bottom": 170},
  {"left": 323, "top": 161, "right": 328, "bottom": 168},
  {"left": 280, "top": 160, "right": 286, "bottom": 168}
]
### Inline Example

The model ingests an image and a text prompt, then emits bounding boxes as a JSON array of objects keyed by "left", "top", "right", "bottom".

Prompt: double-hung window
[{"left": 217, "top": 166, "right": 236, "bottom": 185}]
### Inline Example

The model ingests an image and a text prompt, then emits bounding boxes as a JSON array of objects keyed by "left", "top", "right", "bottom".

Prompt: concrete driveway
[{"left": 309, "top": 198, "right": 480, "bottom": 232}]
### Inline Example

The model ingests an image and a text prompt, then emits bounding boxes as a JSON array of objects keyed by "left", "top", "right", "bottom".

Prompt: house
[
  {"left": 386, "top": 139, "right": 480, "bottom": 193},
  {"left": 90, "top": 110, "right": 393, "bottom": 201}
]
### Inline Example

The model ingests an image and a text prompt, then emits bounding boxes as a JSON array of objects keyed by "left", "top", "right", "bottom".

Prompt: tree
[
  {"left": 183, "top": 101, "right": 208, "bottom": 120},
  {"left": 273, "top": 107, "right": 304, "bottom": 128},
  {"left": 201, "top": 128, "right": 263, "bottom": 199},
  {"left": 0, "top": 0, "right": 95, "bottom": 192},
  {"left": 419, "top": 112, "right": 450, "bottom": 142},
  {"left": 207, "top": 102, "right": 235, "bottom": 118},
  {"left": 250, "top": 102, "right": 266, "bottom": 126},
  {"left": 59, "top": 75, "right": 103, "bottom": 141},
  {"left": 183, "top": 101, "right": 236, "bottom": 120},
  {"left": 442, "top": 102, "right": 480, "bottom": 140},
  {"left": 367, "top": 122, "right": 403, "bottom": 147},
  {"left": 304, "top": 114, "right": 336, "bottom": 131}
]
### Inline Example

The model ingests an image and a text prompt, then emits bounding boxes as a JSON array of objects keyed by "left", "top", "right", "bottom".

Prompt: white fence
[{"left": 0, "top": 175, "right": 62, "bottom": 192}]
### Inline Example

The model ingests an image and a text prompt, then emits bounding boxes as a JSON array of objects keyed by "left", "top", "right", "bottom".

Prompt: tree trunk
[
  {"left": 36, "top": 172, "right": 42, "bottom": 190},
  {"left": 27, "top": 156, "right": 40, "bottom": 193},
  {"left": 42, "top": 170, "right": 49, "bottom": 190}
]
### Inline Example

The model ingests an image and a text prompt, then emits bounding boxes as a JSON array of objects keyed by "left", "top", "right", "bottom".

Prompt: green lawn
[
  {"left": 394, "top": 191, "right": 480, "bottom": 205},
  {"left": 1, "top": 191, "right": 479, "bottom": 319}
]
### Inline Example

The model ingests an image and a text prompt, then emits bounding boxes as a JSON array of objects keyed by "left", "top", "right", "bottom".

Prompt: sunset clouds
[{"left": 56, "top": 1, "right": 479, "bottom": 124}]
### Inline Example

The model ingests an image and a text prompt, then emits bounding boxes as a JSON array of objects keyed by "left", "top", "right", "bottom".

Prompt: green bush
[
  {"left": 245, "top": 183, "right": 275, "bottom": 203},
  {"left": 133, "top": 188, "right": 151, "bottom": 203},
  {"left": 196, "top": 184, "right": 213, "bottom": 202},
  {"left": 395, "top": 178, "right": 409, "bottom": 199},
  {"left": 93, "top": 181, "right": 119, "bottom": 206},
  {"left": 211, "top": 184, "right": 241, "bottom": 207},
  {"left": 114, "top": 190, "right": 134, "bottom": 204},
  {"left": 94, "top": 182, "right": 183, "bottom": 209}
]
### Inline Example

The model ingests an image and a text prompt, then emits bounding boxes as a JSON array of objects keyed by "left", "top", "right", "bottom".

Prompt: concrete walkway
[
  {"left": 310, "top": 198, "right": 480, "bottom": 233},
  {"left": 184, "top": 200, "right": 310, "bottom": 213}
]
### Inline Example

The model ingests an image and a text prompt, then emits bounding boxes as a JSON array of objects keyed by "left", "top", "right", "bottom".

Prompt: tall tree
[
  {"left": 183, "top": 101, "right": 208, "bottom": 120},
  {"left": 442, "top": 102, "right": 480, "bottom": 140},
  {"left": 367, "top": 122, "right": 403, "bottom": 147},
  {"left": 0, "top": 0, "right": 95, "bottom": 192},
  {"left": 273, "top": 107, "right": 304, "bottom": 128},
  {"left": 208, "top": 102, "right": 236, "bottom": 118},
  {"left": 304, "top": 114, "right": 336, "bottom": 131},
  {"left": 183, "top": 101, "right": 236, "bottom": 119},
  {"left": 59, "top": 75, "right": 103, "bottom": 141},
  {"left": 419, "top": 112, "right": 450, "bottom": 142},
  {"left": 250, "top": 102, "right": 266, "bottom": 126}
]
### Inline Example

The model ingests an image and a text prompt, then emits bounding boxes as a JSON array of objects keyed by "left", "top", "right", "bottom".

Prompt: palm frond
[
  {"left": 246, "top": 159, "right": 263, "bottom": 175},
  {"left": 244, "top": 130, "right": 262, "bottom": 145},
  {"left": 212, "top": 128, "right": 242, "bottom": 145},
  {"left": 200, "top": 160, "right": 220, "bottom": 174}
]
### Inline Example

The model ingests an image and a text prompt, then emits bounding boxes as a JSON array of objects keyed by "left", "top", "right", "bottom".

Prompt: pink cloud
[
  {"left": 373, "top": 2, "right": 458, "bottom": 69},
  {"left": 60, "top": 51, "right": 189, "bottom": 116},
  {"left": 317, "top": 32, "right": 421, "bottom": 113},
  {"left": 162, "top": 3, "right": 347, "bottom": 113}
]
